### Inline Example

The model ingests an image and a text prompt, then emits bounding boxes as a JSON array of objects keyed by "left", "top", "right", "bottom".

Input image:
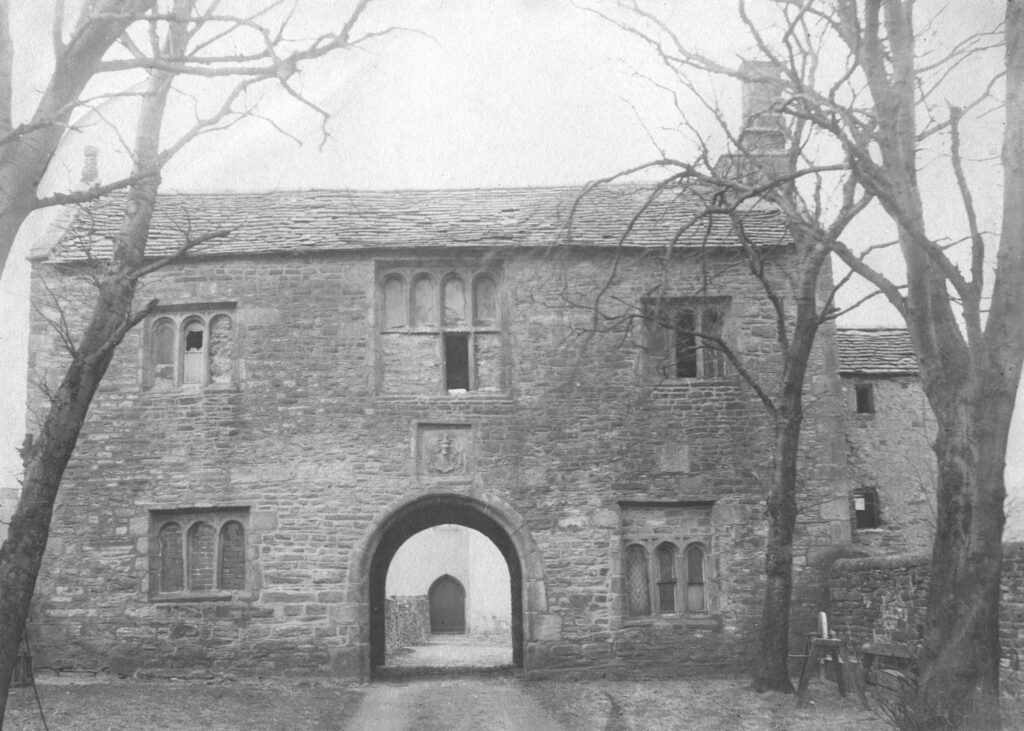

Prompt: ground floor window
[
  {"left": 150, "top": 508, "right": 249, "bottom": 598},
  {"left": 624, "top": 540, "right": 709, "bottom": 617}
]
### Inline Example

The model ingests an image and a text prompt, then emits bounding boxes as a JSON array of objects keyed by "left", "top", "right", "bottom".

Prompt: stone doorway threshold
[{"left": 382, "top": 633, "right": 514, "bottom": 677}]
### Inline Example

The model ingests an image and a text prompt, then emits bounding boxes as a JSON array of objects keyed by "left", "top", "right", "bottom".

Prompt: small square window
[
  {"left": 853, "top": 488, "right": 880, "bottom": 529},
  {"left": 855, "top": 383, "right": 875, "bottom": 414}
]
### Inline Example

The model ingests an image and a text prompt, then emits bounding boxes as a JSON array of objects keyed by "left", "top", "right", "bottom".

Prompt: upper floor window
[
  {"left": 378, "top": 265, "right": 502, "bottom": 394},
  {"left": 150, "top": 508, "right": 248, "bottom": 599},
  {"left": 145, "top": 304, "right": 235, "bottom": 389},
  {"left": 642, "top": 298, "right": 729, "bottom": 380},
  {"left": 854, "top": 383, "right": 875, "bottom": 414}
]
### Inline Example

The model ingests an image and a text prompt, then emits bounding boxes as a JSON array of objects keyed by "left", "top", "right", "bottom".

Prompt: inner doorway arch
[
  {"left": 368, "top": 494, "right": 526, "bottom": 670},
  {"left": 428, "top": 574, "right": 466, "bottom": 633}
]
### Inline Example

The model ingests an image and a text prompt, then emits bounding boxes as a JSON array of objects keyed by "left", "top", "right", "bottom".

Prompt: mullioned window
[
  {"left": 641, "top": 298, "right": 730, "bottom": 380},
  {"left": 378, "top": 265, "right": 502, "bottom": 394},
  {"left": 149, "top": 509, "right": 248, "bottom": 600},
  {"left": 145, "top": 303, "right": 236, "bottom": 389}
]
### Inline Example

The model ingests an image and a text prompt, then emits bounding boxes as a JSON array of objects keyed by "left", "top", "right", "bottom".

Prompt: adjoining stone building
[
  {"left": 837, "top": 328, "right": 936, "bottom": 554},
  {"left": 22, "top": 180, "right": 860, "bottom": 680}
]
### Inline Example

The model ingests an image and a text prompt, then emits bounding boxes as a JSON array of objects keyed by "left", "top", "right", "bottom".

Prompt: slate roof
[
  {"left": 837, "top": 328, "right": 918, "bottom": 375},
  {"left": 38, "top": 185, "right": 791, "bottom": 263}
]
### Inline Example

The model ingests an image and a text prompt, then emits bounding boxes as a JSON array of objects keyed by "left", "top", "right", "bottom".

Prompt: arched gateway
[{"left": 353, "top": 492, "right": 544, "bottom": 672}]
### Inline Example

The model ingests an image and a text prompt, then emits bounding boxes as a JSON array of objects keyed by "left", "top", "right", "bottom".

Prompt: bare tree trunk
[
  {"left": 0, "top": 0, "right": 152, "bottom": 277},
  {"left": 906, "top": 5, "right": 1024, "bottom": 728},
  {"left": 915, "top": 393, "right": 1006, "bottom": 729},
  {"left": 754, "top": 286, "right": 821, "bottom": 692},
  {"left": 0, "top": 1, "right": 180, "bottom": 715},
  {"left": 755, "top": 400, "right": 801, "bottom": 692}
]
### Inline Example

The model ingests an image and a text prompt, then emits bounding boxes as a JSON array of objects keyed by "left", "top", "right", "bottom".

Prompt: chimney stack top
[{"left": 81, "top": 146, "right": 99, "bottom": 186}]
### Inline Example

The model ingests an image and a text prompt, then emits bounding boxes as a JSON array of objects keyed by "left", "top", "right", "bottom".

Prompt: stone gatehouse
[{"left": 23, "top": 184, "right": 857, "bottom": 680}]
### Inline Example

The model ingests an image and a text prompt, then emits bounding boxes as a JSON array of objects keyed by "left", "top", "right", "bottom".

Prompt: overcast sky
[{"left": 1, "top": 1, "right": 1018, "bottom": 530}]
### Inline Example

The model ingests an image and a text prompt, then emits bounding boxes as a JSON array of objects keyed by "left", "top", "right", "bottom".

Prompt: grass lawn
[{"left": 3, "top": 675, "right": 363, "bottom": 730}]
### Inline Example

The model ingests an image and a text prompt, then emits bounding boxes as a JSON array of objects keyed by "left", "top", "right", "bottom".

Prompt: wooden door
[{"left": 429, "top": 575, "right": 466, "bottom": 633}]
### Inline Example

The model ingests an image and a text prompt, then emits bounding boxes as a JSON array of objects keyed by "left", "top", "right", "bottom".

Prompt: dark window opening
[
  {"left": 674, "top": 311, "right": 698, "bottom": 378},
  {"left": 185, "top": 329, "right": 204, "bottom": 352},
  {"left": 656, "top": 543, "right": 677, "bottom": 613},
  {"left": 445, "top": 333, "right": 470, "bottom": 390},
  {"left": 685, "top": 544, "right": 706, "bottom": 612},
  {"left": 854, "top": 488, "right": 881, "bottom": 529},
  {"left": 855, "top": 383, "right": 875, "bottom": 414}
]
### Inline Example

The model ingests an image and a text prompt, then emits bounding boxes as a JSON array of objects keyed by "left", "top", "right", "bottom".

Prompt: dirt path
[{"left": 345, "top": 677, "right": 570, "bottom": 731}]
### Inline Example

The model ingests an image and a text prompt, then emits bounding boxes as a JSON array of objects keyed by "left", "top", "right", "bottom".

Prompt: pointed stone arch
[{"left": 428, "top": 573, "right": 466, "bottom": 633}]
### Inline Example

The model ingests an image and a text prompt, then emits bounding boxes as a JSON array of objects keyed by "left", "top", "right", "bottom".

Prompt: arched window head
[
  {"left": 182, "top": 319, "right": 206, "bottom": 384},
  {"left": 383, "top": 275, "right": 407, "bottom": 329},
  {"left": 625, "top": 544, "right": 651, "bottom": 616},
  {"left": 157, "top": 523, "right": 183, "bottom": 593},
  {"left": 218, "top": 521, "right": 245, "bottom": 590},
  {"left": 188, "top": 521, "right": 216, "bottom": 591},
  {"left": 443, "top": 276, "right": 467, "bottom": 326},
  {"left": 208, "top": 315, "right": 233, "bottom": 385},
  {"left": 153, "top": 318, "right": 176, "bottom": 365},
  {"left": 685, "top": 544, "right": 707, "bottom": 613},
  {"left": 411, "top": 275, "right": 436, "bottom": 326},
  {"left": 656, "top": 543, "right": 677, "bottom": 613},
  {"left": 473, "top": 274, "right": 497, "bottom": 324},
  {"left": 152, "top": 318, "right": 176, "bottom": 386}
]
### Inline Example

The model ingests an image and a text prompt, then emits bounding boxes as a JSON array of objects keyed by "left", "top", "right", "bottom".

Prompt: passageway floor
[{"left": 386, "top": 633, "right": 513, "bottom": 669}]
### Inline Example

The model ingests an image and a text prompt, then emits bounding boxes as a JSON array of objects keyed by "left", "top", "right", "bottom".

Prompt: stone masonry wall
[
  {"left": 842, "top": 375, "right": 936, "bottom": 554},
  {"left": 385, "top": 596, "right": 429, "bottom": 654},
  {"left": 26, "top": 243, "right": 852, "bottom": 679},
  {"left": 829, "top": 543, "right": 1024, "bottom": 692}
]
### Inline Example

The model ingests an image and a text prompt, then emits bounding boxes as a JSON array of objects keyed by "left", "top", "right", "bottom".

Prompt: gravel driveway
[{"left": 346, "top": 677, "right": 568, "bottom": 731}]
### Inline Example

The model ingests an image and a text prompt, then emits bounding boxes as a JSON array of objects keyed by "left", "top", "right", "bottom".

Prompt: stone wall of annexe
[
  {"left": 25, "top": 187, "right": 854, "bottom": 680},
  {"left": 385, "top": 597, "right": 429, "bottom": 655},
  {"left": 827, "top": 544, "right": 1024, "bottom": 692}
]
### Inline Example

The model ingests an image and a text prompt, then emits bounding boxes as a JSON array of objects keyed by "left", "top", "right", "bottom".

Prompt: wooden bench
[{"left": 860, "top": 642, "right": 917, "bottom": 691}]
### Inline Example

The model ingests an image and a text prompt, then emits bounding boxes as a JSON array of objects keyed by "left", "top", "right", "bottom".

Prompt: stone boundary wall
[
  {"left": 385, "top": 596, "right": 429, "bottom": 654},
  {"left": 828, "top": 543, "right": 1024, "bottom": 692}
]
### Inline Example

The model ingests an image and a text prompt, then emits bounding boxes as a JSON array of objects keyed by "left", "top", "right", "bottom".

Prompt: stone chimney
[
  {"left": 713, "top": 61, "right": 790, "bottom": 183},
  {"left": 738, "top": 60, "right": 787, "bottom": 154},
  {"left": 80, "top": 145, "right": 99, "bottom": 186}
]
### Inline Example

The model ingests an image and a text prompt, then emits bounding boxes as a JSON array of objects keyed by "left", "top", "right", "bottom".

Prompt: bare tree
[
  {"left": 568, "top": 65, "right": 868, "bottom": 693},
  {"left": 0, "top": 0, "right": 389, "bottom": 719},
  {"left": 0, "top": 0, "right": 154, "bottom": 279},
  {"left": 600, "top": 1, "right": 1020, "bottom": 726}
]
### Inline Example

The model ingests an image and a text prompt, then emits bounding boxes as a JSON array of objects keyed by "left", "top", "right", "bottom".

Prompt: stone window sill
[
  {"left": 148, "top": 591, "right": 248, "bottom": 603},
  {"left": 622, "top": 614, "right": 722, "bottom": 630},
  {"left": 376, "top": 392, "right": 514, "bottom": 404},
  {"left": 647, "top": 378, "right": 738, "bottom": 392},
  {"left": 142, "top": 383, "right": 240, "bottom": 396}
]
